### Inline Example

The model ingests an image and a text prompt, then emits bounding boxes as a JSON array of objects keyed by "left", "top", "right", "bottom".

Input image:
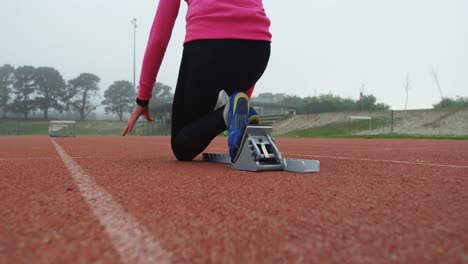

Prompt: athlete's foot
[
  {"left": 227, "top": 92, "right": 250, "bottom": 160},
  {"left": 223, "top": 106, "right": 260, "bottom": 137},
  {"left": 248, "top": 106, "right": 260, "bottom": 125}
]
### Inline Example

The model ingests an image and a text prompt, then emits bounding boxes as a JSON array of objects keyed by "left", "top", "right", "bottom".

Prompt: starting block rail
[{"left": 203, "top": 126, "right": 320, "bottom": 173}]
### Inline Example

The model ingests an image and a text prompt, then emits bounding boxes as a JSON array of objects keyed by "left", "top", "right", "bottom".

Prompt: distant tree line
[
  {"left": 148, "top": 82, "right": 174, "bottom": 121},
  {"left": 3, "top": 64, "right": 464, "bottom": 121},
  {"left": 147, "top": 90, "right": 393, "bottom": 117},
  {"left": 253, "top": 92, "right": 468, "bottom": 114},
  {"left": 251, "top": 92, "right": 391, "bottom": 114},
  {"left": 433, "top": 96, "right": 468, "bottom": 109},
  {"left": 0, "top": 64, "right": 138, "bottom": 121}
]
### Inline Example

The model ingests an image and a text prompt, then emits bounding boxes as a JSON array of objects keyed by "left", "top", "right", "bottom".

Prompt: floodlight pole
[{"left": 131, "top": 18, "right": 137, "bottom": 91}]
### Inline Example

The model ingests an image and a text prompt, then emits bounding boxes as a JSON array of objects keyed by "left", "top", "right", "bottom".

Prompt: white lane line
[
  {"left": 307, "top": 147, "right": 468, "bottom": 154},
  {"left": 207, "top": 146, "right": 468, "bottom": 169},
  {"left": 128, "top": 139, "right": 468, "bottom": 169},
  {"left": 294, "top": 148, "right": 468, "bottom": 155},
  {"left": 51, "top": 139, "right": 172, "bottom": 264},
  {"left": 288, "top": 153, "right": 468, "bottom": 169},
  {"left": 127, "top": 137, "right": 468, "bottom": 153}
]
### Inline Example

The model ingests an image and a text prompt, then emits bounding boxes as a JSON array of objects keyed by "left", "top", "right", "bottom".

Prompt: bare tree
[
  {"left": 404, "top": 73, "right": 411, "bottom": 110},
  {"left": 360, "top": 81, "right": 366, "bottom": 111},
  {"left": 431, "top": 66, "right": 444, "bottom": 101}
]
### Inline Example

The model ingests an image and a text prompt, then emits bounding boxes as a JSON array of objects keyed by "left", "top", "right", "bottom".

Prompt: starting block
[{"left": 203, "top": 126, "right": 320, "bottom": 173}]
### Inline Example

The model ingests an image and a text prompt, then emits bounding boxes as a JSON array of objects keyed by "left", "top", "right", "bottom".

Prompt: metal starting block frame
[{"left": 203, "top": 126, "right": 320, "bottom": 173}]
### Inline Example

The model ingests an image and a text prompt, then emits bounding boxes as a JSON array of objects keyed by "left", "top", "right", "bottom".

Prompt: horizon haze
[{"left": 1, "top": 0, "right": 467, "bottom": 111}]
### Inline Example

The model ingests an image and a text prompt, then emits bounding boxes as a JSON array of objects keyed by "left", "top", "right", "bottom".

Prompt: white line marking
[
  {"left": 275, "top": 140, "right": 468, "bottom": 153},
  {"left": 126, "top": 136, "right": 468, "bottom": 153},
  {"left": 51, "top": 139, "right": 172, "bottom": 264},
  {"left": 128, "top": 138, "right": 468, "bottom": 169},
  {"left": 288, "top": 153, "right": 468, "bottom": 169},
  {"left": 307, "top": 147, "right": 468, "bottom": 154},
  {"left": 207, "top": 146, "right": 468, "bottom": 169}
]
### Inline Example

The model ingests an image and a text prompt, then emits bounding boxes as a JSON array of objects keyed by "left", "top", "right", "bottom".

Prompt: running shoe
[
  {"left": 227, "top": 92, "right": 250, "bottom": 159},
  {"left": 248, "top": 107, "right": 260, "bottom": 125},
  {"left": 223, "top": 106, "right": 259, "bottom": 136}
]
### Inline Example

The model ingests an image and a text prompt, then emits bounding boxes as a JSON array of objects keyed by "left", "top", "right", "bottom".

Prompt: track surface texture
[{"left": 1, "top": 136, "right": 467, "bottom": 264}]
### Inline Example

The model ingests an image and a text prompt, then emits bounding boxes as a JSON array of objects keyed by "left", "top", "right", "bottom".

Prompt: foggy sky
[{"left": 1, "top": 0, "right": 467, "bottom": 110}]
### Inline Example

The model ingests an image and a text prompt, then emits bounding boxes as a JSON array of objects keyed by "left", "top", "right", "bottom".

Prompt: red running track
[{"left": 0, "top": 136, "right": 467, "bottom": 263}]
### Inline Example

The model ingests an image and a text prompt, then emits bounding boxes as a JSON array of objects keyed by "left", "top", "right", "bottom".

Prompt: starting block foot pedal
[{"left": 203, "top": 126, "right": 320, "bottom": 173}]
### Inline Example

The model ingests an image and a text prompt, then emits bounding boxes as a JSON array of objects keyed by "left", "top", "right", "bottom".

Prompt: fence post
[{"left": 390, "top": 110, "right": 394, "bottom": 133}]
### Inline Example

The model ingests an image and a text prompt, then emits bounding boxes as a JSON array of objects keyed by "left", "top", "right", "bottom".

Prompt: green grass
[
  {"left": 281, "top": 118, "right": 388, "bottom": 138},
  {"left": 0, "top": 120, "right": 127, "bottom": 136},
  {"left": 2, "top": 119, "right": 467, "bottom": 140},
  {"left": 0, "top": 120, "right": 49, "bottom": 135},
  {"left": 280, "top": 119, "right": 468, "bottom": 140},
  {"left": 0, "top": 119, "right": 171, "bottom": 136},
  {"left": 75, "top": 121, "right": 127, "bottom": 136}
]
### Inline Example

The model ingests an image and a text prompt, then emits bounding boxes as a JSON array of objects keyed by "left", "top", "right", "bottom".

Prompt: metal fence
[
  {"left": 129, "top": 120, "right": 171, "bottom": 136},
  {"left": 350, "top": 108, "right": 468, "bottom": 135},
  {"left": 0, "top": 120, "right": 172, "bottom": 136},
  {"left": 1, "top": 107, "right": 467, "bottom": 137},
  {"left": 0, "top": 120, "right": 49, "bottom": 136},
  {"left": 272, "top": 107, "right": 468, "bottom": 136}
]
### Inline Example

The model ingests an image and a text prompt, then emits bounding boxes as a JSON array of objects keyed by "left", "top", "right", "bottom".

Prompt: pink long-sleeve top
[{"left": 137, "top": 0, "right": 272, "bottom": 100}]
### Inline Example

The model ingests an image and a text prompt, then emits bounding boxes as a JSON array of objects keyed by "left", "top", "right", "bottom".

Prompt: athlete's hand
[{"left": 122, "top": 105, "right": 154, "bottom": 136}]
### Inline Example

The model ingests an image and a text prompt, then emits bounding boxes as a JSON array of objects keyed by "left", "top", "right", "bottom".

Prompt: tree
[
  {"left": 431, "top": 66, "right": 444, "bottom": 101},
  {"left": 102, "top": 80, "right": 135, "bottom": 121},
  {"left": 359, "top": 81, "right": 366, "bottom": 112},
  {"left": 297, "top": 93, "right": 389, "bottom": 114},
  {"left": 0, "top": 64, "right": 15, "bottom": 118},
  {"left": 360, "top": 94, "right": 390, "bottom": 111},
  {"left": 282, "top": 95, "right": 305, "bottom": 109},
  {"left": 433, "top": 96, "right": 468, "bottom": 109},
  {"left": 151, "top": 82, "right": 173, "bottom": 104},
  {"left": 12, "top": 66, "right": 36, "bottom": 118},
  {"left": 148, "top": 82, "right": 174, "bottom": 120},
  {"left": 35, "top": 67, "right": 66, "bottom": 119},
  {"left": 66, "top": 73, "right": 100, "bottom": 120}
]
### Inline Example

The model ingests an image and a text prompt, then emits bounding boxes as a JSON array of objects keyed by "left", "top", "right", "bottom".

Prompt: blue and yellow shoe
[
  {"left": 248, "top": 107, "right": 260, "bottom": 125},
  {"left": 227, "top": 92, "right": 250, "bottom": 159},
  {"left": 223, "top": 107, "right": 260, "bottom": 137}
]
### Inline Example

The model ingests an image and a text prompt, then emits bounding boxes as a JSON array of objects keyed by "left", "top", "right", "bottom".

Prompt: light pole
[{"left": 131, "top": 18, "right": 137, "bottom": 91}]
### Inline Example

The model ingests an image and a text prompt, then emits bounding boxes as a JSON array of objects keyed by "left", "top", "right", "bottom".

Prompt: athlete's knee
[
  {"left": 171, "top": 134, "right": 198, "bottom": 161},
  {"left": 172, "top": 145, "right": 196, "bottom": 161}
]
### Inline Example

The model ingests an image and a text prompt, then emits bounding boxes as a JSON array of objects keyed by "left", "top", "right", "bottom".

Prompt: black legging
[{"left": 171, "top": 39, "right": 270, "bottom": 161}]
